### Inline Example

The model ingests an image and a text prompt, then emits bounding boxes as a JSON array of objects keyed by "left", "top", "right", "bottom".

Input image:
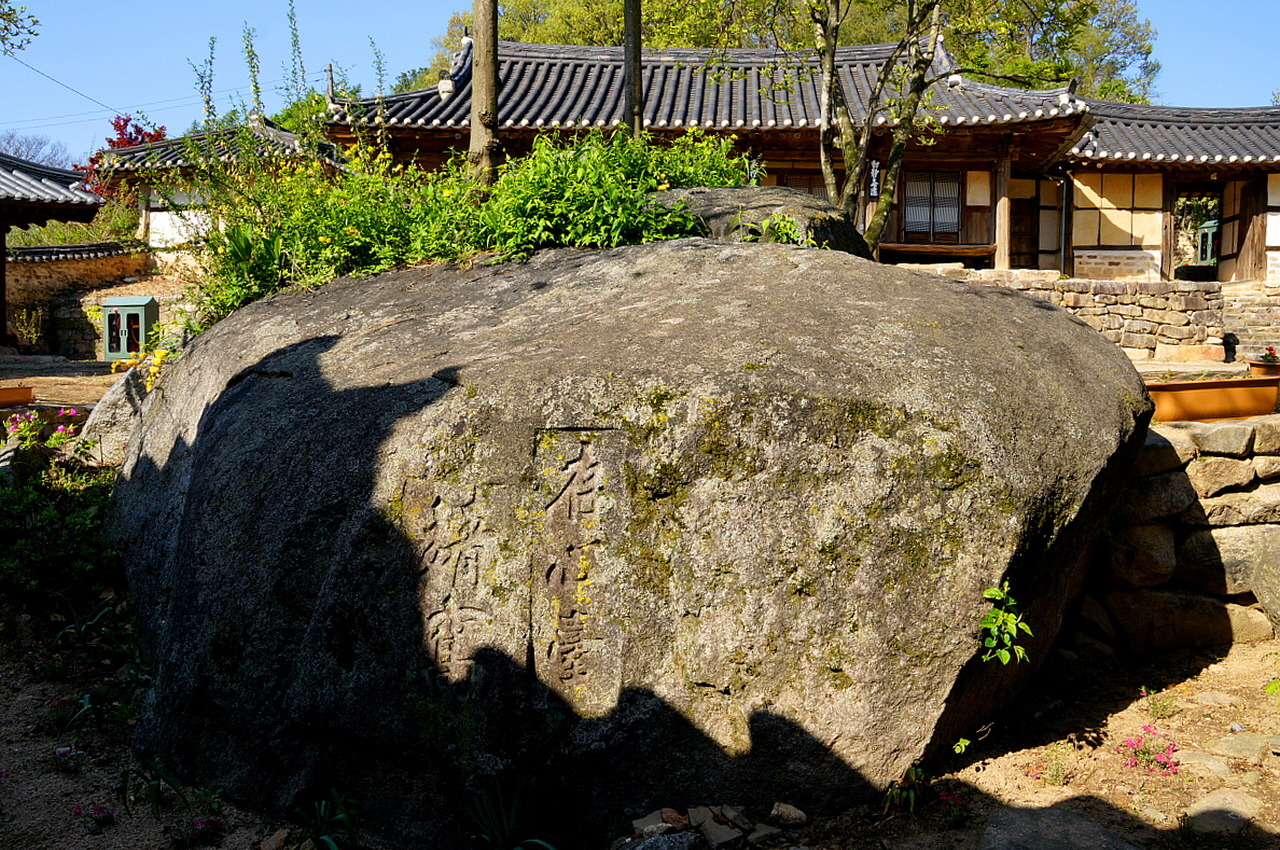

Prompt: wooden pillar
[
  {"left": 0, "top": 224, "right": 7, "bottom": 348},
  {"left": 994, "top": 142, "right": 1011, "bottom": 270},
  {"left": 1161, "top": 176, "right": 1177, "bottom": 282}
]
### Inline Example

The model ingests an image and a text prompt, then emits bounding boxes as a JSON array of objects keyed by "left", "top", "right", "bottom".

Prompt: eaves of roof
[
  {"left": 5, "top": 240, "right": 144, "bottom": 264},
  {"left": 0, "top": 152, "right": 102, "bottom": 208},
  {"left": 327, "top": 40, "right": 1089, "bottom": 135},
  {"left": 1068, "top": 101, "right": 1280, "bottom": 167},
  {"left": 97, "top": 121, "right": 344, "bottom": 173}
]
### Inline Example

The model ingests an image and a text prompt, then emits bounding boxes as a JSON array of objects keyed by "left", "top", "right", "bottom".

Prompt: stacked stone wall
[
  {"left": 5, "top": 252, "right": 149, "bottom": 309},
  {"left": 1092, "top": 417, "right": 1280, "bottom": 655},
  {"left": 1073, "top": 248, "right": 1162, "bottom": 282},
  {"left": 1225, "top": 283, "right": 1280, "bottom": 359}
]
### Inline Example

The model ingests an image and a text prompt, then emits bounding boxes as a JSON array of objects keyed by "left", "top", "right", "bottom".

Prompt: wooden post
[
  {"left": 1161, "top": 176, "right": 1176, "bottom": 282},
  {"left": 623, "top": 0, "right": 642, "bottom": 137},
  {"left": 994, "top": 142, "right": 1011, "bottom": 271},
  {"left": 0, "top": 225, "right": 7, "bottom": 348},
  {"left": 467, "top": 0, "right": 503, "bottom": 185}
]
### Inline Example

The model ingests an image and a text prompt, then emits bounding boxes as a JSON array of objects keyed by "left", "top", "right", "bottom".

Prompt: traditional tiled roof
[
  {"left": 97, "top": 117, "right": 344, "bottom": 173},
  {"left": 1068, "top": 101, "right": 1280, "bottom": 165},
  {"left": 328, "top": 40, "right": 1089, "bottom": 132},
  {"left": 0, "top": 152, "right": 101, "bottom": 207},
  {"left": 5, "top": 240, "right": 144, "bottom": 263}
]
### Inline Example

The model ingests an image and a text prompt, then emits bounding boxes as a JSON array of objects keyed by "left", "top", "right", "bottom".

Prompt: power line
[{"left": 6, "top": 54, "right": 123, "bottom": 115}]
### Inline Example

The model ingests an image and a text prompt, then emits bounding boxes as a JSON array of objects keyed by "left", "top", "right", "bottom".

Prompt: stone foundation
[
  {"left": 1073, "top": 248, "right": 1162, "bottom": 282},
  {"left": 1092, "top": 416, "right": 1280, "bottom": 654}
]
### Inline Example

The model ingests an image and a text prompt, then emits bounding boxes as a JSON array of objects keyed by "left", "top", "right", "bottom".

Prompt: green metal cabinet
[{"left": 102, "top": 296, "right": 159, "bottom": 361}]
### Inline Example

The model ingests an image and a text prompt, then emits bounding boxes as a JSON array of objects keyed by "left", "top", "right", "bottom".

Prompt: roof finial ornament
[{"left": 326, "top": 63, "right": 335, "bottom": 102}]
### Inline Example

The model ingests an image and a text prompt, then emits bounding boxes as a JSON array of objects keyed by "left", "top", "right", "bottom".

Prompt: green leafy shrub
[{"left": 175, "top": 127, "right": 752, "bottom": 328}]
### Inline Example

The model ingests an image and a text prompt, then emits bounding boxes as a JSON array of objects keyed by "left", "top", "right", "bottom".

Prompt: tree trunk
[
  {"left": 811, "top": 0, "right": 842, "bottom": 202},
  {"left": 468, "top": 0, "right": 504, "bottom": 185},
  {"left": 862, "top": 1, "right": 942, "bottom": 250},
  {"left": 623, "top": 0, "right": 643, "bottom": 137}
]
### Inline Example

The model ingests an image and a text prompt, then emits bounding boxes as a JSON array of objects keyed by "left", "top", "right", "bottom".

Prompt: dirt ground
[
  {"left": 1, "top": 364, "right": 1277, "bottom": 849},
  {"left": 0, "top": 617, "right": 1274, "bottom": 849}
]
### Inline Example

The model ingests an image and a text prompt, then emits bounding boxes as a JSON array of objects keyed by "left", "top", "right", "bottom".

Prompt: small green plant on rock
[
  {"left": 979, "top": 582, "right": 1032, "bottom": 665},
  {"left": 468, "top": 781, "right": 557, "bottom": 850},
  {"left": 883, "top": 766, "right": 926, "bottom": 814},
  {"left": 120, "top": 758, "right": 188, "bottom": 821},
  {"left": 292, "top": 788, "right": 358, "bottom": 850},
  {"left": 1141, "top": 686, "right": 1179, "bottom": 719}
]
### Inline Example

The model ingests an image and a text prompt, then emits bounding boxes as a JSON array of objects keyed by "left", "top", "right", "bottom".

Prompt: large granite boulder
[
  {"left": 650, "top": 185, "right": 873, "bottom": 258},
  {"left": 105, "top": 239, "right": 1149, "bottom": 845}
]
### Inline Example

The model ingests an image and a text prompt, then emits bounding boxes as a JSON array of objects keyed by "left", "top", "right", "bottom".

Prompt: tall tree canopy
[{"left": 412, "top": 0, "right": 1156, "bottom": 100}]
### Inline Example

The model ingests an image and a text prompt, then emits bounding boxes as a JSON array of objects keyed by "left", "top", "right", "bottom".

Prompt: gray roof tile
[
  {"left": 329, "top": 40, "right": 1087, "bottom": 132},
  {"left": 1069, "top": 101, "right": 1280, "bottom": 164},
  {"left": 97, "top": 118, "right": 343, "bottom": 173},
  {"left": 0, "top": 152, "right": 101, "bottom": 207}
]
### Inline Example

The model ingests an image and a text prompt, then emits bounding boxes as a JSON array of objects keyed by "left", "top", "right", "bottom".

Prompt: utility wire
[{"left": 6, "top": 54, "right": 123, "bottom": 115}]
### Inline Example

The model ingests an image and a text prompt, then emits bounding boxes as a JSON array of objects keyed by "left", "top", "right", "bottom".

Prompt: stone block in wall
[
  {"left": 1158, "top": 326, "right": 1198, "bottom": 341},
  {"left": 1120, "top": 332, "right": 1157, "bottom": 349},
  {"left": 1161, "top": 421, "right": 1255, "bottom": 458},
  {"left": 1181, "top": 481, "right": 1280, "bottom": 526},
  {"left": 1123, "top": 319, "right": 1157, "bottom": 334},
  {"left": 1185, "top": 457, "right": 1256, "bottom": 497},
  {"left": 1139, "top": 297, "right": 1170, "bottom": 310},
  {"left": 1171, "top": 295, "right": 1209, "bottom": 311},
  {"left": 1255, "top": 456, "right": 1280, "bottom": 480},
  {"left": 1144, "top": 309, "right": 1190, "bottom": 327},
  {"left": 1118, "top": 469, "right": 1199, "bottom": 523},
  {"left": 1091, "top": 280, "right": 1130, "bottom": 296},
  {"left": 1063, "top": 293, "right": 1095, "bottom": 308},
  {"left": 1102, "top": 330, "right": 1123, "bottom": 343},
  {"left": 1105, "top": 314, "right": 1125, "bottom": 331},
  {"left": 1108, "top": 523, "right": 1176, "bottom": 587},
  {"left": 1249, "top": 415, "right": 1280, "bottom": 454},
  {"left": 1136, "top": 282, "right": 1174, "bottom": 296},
  {"left": 1078, "top": 315, "right": 1106, "bottom": 332},
  {"left": 1112, "top": 304, "right": 1143, "bottom": 317},
  {"left": 1176, "top": 525, "right": 1279, "bottom": 596},
  {"left": 1134, "top": 425, "right": 1199, "bottom": 477},
  {"left": 1095, "top": 294, "right": 1118, "bottom": 305},
  {"left": 1077, "top": 594, "right": 1116, "bottom": 639},
  {"left": 1101, "top": 589, "right": 1274, "bottom": 653},
  {"left": 1152, "top": 343, "right": 1225, "bottom": 362}
]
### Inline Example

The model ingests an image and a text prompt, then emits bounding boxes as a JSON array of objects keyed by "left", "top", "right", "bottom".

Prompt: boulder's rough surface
[
  {"left": 650, "top": 186, "right": 873, "bottom": 258},
  {"left": 104, "top": 239, "right": 1148, "bottom": 845},
  {"left": 76, "top": 368, "right": 145, "bottom": 465}
]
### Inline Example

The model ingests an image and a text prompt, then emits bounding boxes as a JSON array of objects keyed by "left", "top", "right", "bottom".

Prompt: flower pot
[
  {"left": 1145, "top": 376, "right": 1280, "bottom": 422},
  {"left": 1246, "top": 360, "right": 1280, "bottom": 377},
  {"left": 0, "top": 386, "right": 34, "bottom": 408}
]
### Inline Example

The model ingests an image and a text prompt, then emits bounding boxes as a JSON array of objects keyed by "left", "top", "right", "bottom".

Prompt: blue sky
[{"left": 1, "top": 0, "right": 1276, "bottom": 162}]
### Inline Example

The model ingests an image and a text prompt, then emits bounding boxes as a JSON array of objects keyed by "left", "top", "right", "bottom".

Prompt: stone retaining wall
[
  {"left": 4, "top": 250, "right": 149, "bottom": 310},
  {"left": 1223, "top": 283, "right": 1280, "bottom": 360},
  {"left": 1073, "top": 248, "right": 1162, "bottom": 282},
  {"left": 1091, "top": 416, "right": 1280, "bottom": 655},
  {"left": 903, "top": 266, "right": 1225, "bottom": 361}
]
